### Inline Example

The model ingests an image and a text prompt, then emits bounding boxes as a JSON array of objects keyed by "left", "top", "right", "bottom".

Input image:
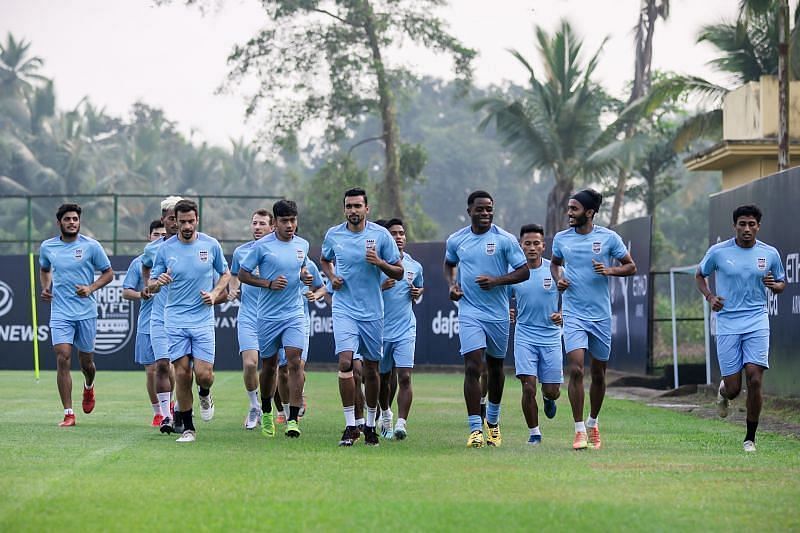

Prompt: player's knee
[
  {"left": 567, "top": 362, "right": 584, "bottom": 380},
  {"left": 398, "top": 371, "right": 411, "bottom": 388},
  {"left": 542, "top": 384, "right": 560, "bottom": 400},
  {"left": 521, "top": 381, "right": 537, "bottom": 398},
  {"left": 746, "top": 374, "right": 762, "bottom": 392},
  {"left": 465, "top": 359, "right": 482, "bottom": 380},
  {"left": 590, "top": 365, "right": 605, "bottom": 382},
  {"left": 155, "top": 359, "right": 171, "bottom": 376}
]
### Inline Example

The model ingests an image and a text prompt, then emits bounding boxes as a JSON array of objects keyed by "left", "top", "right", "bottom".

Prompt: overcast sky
[{"left": 2, "top": 0, "right": 741, "bottom": 147}]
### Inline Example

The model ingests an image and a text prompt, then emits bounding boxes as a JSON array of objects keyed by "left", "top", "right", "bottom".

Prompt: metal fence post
[{"left": 112, "top": 194, "right": 119, "bottom": 255}]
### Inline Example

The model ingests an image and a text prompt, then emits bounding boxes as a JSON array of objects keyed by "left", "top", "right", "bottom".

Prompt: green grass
[{"left": 1, "top": 370, "right": 798, "bottom": 532}]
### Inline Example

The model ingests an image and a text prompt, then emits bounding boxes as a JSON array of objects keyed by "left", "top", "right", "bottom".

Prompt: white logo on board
[{"left": 0, "top": 281, "right": 13, "bottom": 317}]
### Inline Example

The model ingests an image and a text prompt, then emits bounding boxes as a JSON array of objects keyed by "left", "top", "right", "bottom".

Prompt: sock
[
  {"left": 745, "top": 419, "right": 758, "bottom": 442},
  {"left": 64, "top": 408, "right": 74, "bottom": 415},
  {"left": 396, "top": 417, "right": 407, "bottom": 429},
  {"left": 487, "top": 401, "right": 501, "bottom": 426},
  {"left": 530, "top": 426, "right": 541, "bottom": 437},
  {"left": 173, "top": 399, "right": 180, "bottom": 412},
  {"left": 586, "top": 416, "right": 598, "bottom": 428},
  {"left": 468, "top": 415, "right": 483, "bottom": 433},
  {"left": 157, "top": 392, "right": 171, "bottom": 418},
  {"left": 261, "top": 396, "right": 272, "bottom": 414},
  {"left": 575, "top": 421, "right": 586, "bottom": 433},
  {"left": 198, "top": 387, "right": 210, "bottom": 398},
  {"left": 152, "top": 403, "right": 160, "bottom": 415},
  {"left": 343, "top": 406, "right": 356, "bottom": 427},
  {"left": 182, "top": 409, "right": 195, "bottom": 431},
  {"left": 282, "top": 403, "right": 290, "bottom": 418},
  {"left": 247, "top": 389, "right": 259, "bottom": 409},
  {"left": 289, "top": 405, "right": 300, "bottom": 422},
  {"left": 480, "top": 396, "right": 487, "bottom": 420},
  {"left": 355, "top": 417, "right": 365, "bottom": 428},
  {"left": 84, "top": 382, "right": 94, "bottom": 390},
  {"left": 366, "top": 407, "right": 377, "bottom": 427},
  {"left": 174, "top": 410, "right": 183, "bottom": 426},
  {"left": 382, "top": 409, "right": 393, "bottom": 423}
]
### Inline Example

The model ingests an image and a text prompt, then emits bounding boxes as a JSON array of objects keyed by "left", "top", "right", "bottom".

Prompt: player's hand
[
  {"left": 509, "top": 308, "right": 516, "bottom": 324},
  {"left": 449, "top": 283, "right": 463, "bottom": 301},
  {"left": 763, "top": 271, "right": 779, "bottom": 291},
  {"left": 410, "top": 286, "right": 423, "bottom": 300},
  {"left": 557, "top": 277, "right": 570, "bottom": 292},
  {"left": 381, "top": 278, "right": 396, "bottom": 291},
  {"left": 157, "top": 269, "right": 173, "bottom": 286},
  {"left": 365, "top": 248, "right": 382, "bottom": 266},
  {"left": 270, "top": 275, "right": 288, "bottom": 291},
  {"left": 40, "top": 287, "right": 52, "bottom": 302},
  {"left": 140, "top": 287, "right": 152, "bottom": 301},
  {"left": 592, "top": 259, "right": 609, "bottom": 276},
  {"left": 227, "top": 286, "right": 240, "bottom": 301},
  {"left": 332, "top": 276, "right": 344, "bottom": 291},
  {"left": 147, "top": 280, "right": 161, "bottom": 294},
  {"left": 75, "top": 284, "right": 93, "bottom": 297},
  {"left": 300, "top": 268, "right": 313, "bottom": 286},
  {"left": 475, "top": 275, "right": 496, "bottom": 290},
  {"left": 304, "top": 290, "right": 318, "bottom": 302},
  {"left": 706, "top": 294, "right": 724, "bottom": 311},
  {"left": 200, "top": 290, "right": 215, "bottom": 305},
  {"left": 550, "top": 312, "right": 563, "bottom": 326}
]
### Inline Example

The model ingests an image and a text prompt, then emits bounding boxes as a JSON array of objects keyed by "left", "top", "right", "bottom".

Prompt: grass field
[{"left": 1, "top": 370, "right": 799, "bottom": 532}]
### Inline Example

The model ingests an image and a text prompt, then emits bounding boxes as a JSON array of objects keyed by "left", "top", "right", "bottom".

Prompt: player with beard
[
  {"left": 321, "top": 188, "right": 403, "bottom": 447},
  {"left": 444, "top": 191, "right": 529, "bottom": 448},
  {"left": 150, "top": 199, "right": 230, "bottom": 442},
  {"left": 228, "top": 209, "right": 273, "bottom": 430},
  {"left": 122, "top": 219, "right": 168, "bottom": 426},
  {"left": 39, "top": 203, "right": 113, "bottom": 427},
  {"left": 696, "top": 204, "right": 785, "bottom": 452},
  {"left": 550, "top": 188, "right": 636, "bottom": 450}
]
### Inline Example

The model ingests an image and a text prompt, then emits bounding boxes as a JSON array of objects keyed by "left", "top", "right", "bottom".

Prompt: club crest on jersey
[
  {"left": 406, "top": 270, "right": 415, "bottom": 284},
  {"left": 485, "top": 242, "right": 496, "bottom": 256},
  {"left": 592, "top": 241, "right": 602, "bottom": 254},
  {"left": 199, "top": 249, "right": 209, "bottom": 263},
  {"left": 296, "top": 249, "right": 305, "bottom": 262},
  {"left": 74, "top": 248, "right": 83, "bottom": 261},
  {"left": 365, "top": 239, "right": 376, "bottom": 251},
  {"left": 757, "top": 257, "right": 767, "bottom": 270},
  {"left": 543, "top": 277, "right": 553, "bottom": 290}
]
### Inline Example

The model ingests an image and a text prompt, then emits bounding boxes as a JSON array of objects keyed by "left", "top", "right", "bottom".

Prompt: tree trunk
[
  {"left": 545, "top": 175, "right": 573, "bottom": 241},
  {"left": 362, "top": 0, "right": 403, "bottom": 219},
  {"left": 778, "top": 0, "right": 790, "bottom": 171}
]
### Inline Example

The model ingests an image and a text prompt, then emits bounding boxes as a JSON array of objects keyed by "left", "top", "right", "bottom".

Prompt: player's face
[
  {"left": 149, "top": 227, "right": 167, "bottom": 242},
  {"left": 520, "top": 232, "right": 545, "bottom": 262},
  {"left": 734, "top": 215, "right": 760, "bottom": 245},
  {"left": 58, "top": 212, "right": 80, "bottom": 238},
  {"left": 467, "top": 197, "right": 493, "bottom": 230},
  {"left": 388, "top": 224, "right": 406, "bottom": 252},
  {"left": 177, "top": 210, "right": 198, "bottom": 242},
  {"left": 274, "top": 215, "right": 297, "bottom": 241},
  {"left": 344, "top": 195, "right": 369, "bottom": 226},
  {"left": 162, "top": 209, "right": 179, "bottom": 236},
  {"left": 251, "top": 214, "right": 271, "bottom": 240},
  {"left": 567, "top": 199, "right": 589, "bottom": 227}
]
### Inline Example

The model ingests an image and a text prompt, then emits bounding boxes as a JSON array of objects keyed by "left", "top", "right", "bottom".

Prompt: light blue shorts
[
  {"left": 332, "top": 314, "right": 383, "bottom": 362},
  {"left": 279, "top": 324, "right": 310, "bottom": 367},
  {"left": 150, "top": 321, "right": 170, "bottom": 361},
  {"left": 458, "top": 316, "right": 509, "bottom": 358},
  {"left": 237, "top": 314, "right": 259, "bottom": 354},
  {"left": 134, "top": 331, "right": 155, "bottom": 366},
  {"left": 167, "top": 326, "right": 215, "bottom": 364},
  {"left": 353, "top": 352, "right": 363, "bottom": 361},
  {"left": 717, "top": 330, "right": 770, "bottom": 377},
  {"left": 514, "top": 339, "right": 563, "bottom": 384},
  {"left": 379, "top": 337, "right": 415, "bottom": 374},
  {"left": 259, "top": 316, "right": 306, "bottom": 360},
  {"left": 50, "top": 317, "right": 96, "bottom": 353},
  {"left": 563, "top": 315, "right": 611, "bottom": 361}
]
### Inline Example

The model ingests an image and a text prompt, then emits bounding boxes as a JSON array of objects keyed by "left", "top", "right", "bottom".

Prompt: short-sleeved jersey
[
  {"left": 142, "top": 236, "right": 169, "bottom": 326},
  {"left": 231, "top": 240, "right": 259, "bottom": 322},
  {"left": 699, "top": 238, "right": 785, "bottom": 335},
  {"left": 511, "top": 259, "right": 561, "bottom": 346},
  {"left": 381, "top": 253, "right": 424, "bottom": 342},
  {"left": 240, "top": 233, "right": 309, "bottom": 321},
  {"left": 444, "top": 224, "right": 526, "bottom": 322},
  {"left": 321, "top": 221, "right": 401, "bottom": 321},
  {"left": 150, "top": 233, "right": 228, "bottom": 329},
  {"left": 302, "top": 260, "right": 324, "bottom": 321},
  {"left": 123, "top": 255, "right": 153, "bottom": 334},
  {"left": 551, "top": 225, "right": 628, "bottom": 321},
  {"left": 39, "top": 234, "right": 112, "bottom": 321}
]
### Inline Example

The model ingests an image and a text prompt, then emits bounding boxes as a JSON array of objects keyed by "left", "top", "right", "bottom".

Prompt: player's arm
[
  {"left": 763, "top": 273, "right": 786, "bottom": 294},
  {"left": 475, "top": 264, "right": 529, "bottom": 290},
  {"left": 202, "top": 270, "right": 231, "bottom": 306},
  {"left": 227, "top": 275, "right": 241, "bottom": 300},
  {"left": 593, "top": 253, "right": 636, "bottom": 277},
  {"left": 695, "top": 269, "right": 724, "bottom": 311},
  {"left": 443, "top": 260, "right": 463, "bottom": 301},
  {"left": 320, "top": 257, "right": 343, "bottom": 290},
  {"left": 39, "top": 268, "right": 53, "bottom": 302},
  {"left": 122, "top": 288, "right": 142, "bottom": 301},
  {"left": 366, "top": 250, "right": 403, "bottom": 280},
  {"left": 76, "top": 267, "right": 113, "bottom": 297},
  {"left": 238, "top": 269, "right": 272, "bottom": 289}
]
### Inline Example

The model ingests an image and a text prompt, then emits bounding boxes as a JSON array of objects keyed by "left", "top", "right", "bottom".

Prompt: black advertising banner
[
  {"left": 609, "top": 216, "right": 652, "bottom": 374},
  {"left": 708, "top": 169, "right": 800, "bottom": 397}
]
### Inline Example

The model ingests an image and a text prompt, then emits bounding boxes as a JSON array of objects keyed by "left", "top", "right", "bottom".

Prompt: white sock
[
  {"left": 530, "top": 426, "right": 541, "bottom": 437},
  {"left": 282, "top": 403, "right": 290, "bottom": 418},
  {"left": 174, "top": 399, "right": 180, "bottom": 412},
  {"left": 480, "top": 396, "right": 487, "bottom": 405},
  {"left": 157, "top": 392, "right": 171, "bottom": 417},
  {"left": 152, "top": 403, "right": 160, "bottom": 415},
  {"left": 366, "top": 407, "right": 377, "bottom": 427},
  {"left": 343, "top": 406, "right": 356, "bottom": 427},
  {"left": 575, "top": 421, "right": 586, "bottom": 433},
  {"left": 247, "top": 389, "right": 259, "bottom": 409},
  {"left": 84, "top": 382, "right": 94, "bottom": 390},
  {"left": 382, "top": 409, "right": 393, "bottom": 422},
  {"left": 396, "top": 417, "right": 407, "bottom": 429},
  {"left": 355, "top": 417, "right": 365, "bottom": 427},
  {"left": 586, "top": 416, "right": 598, "bottom": 428},
  {"left": 64, "top": 408, "right": 74, "bottom": 415}
]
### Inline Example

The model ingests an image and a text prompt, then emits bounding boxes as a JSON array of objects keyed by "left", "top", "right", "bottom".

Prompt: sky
[{"left": 1, "top": 0, "right": 741, "bottom": 147}]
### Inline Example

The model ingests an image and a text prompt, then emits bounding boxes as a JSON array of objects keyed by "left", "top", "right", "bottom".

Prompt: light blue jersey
[
  {"left": 303, "top": 260, "right": 324, "bottom": 321},
  {"left": 122, "top": 255, "right": 153, "bottom": 334},
  {"left": 321, "top": 221, "right": 400, "bottom": 321},
  {"left": 142, "top": 237, "right": 169, "bottom": 326},
  {"left": 39, "top": 234, "right": 112, "bottom": 321},
  {"left": 511, "top": 259, "right": 561, "bottom": 346},
  {"left": 444, "top": 224, "right": 526, "bottom": 322},
  {"left": 231, "top": 240, "right": 260, "bottom": 323},
  {"left": 151, "top": 233, "right": 228, "bottom": 329},
  {"left": 240, "top": 232, "right": 309, "bottom": 321},
  {"left": 551, "top": 225, "right": 628, "bottom": 321},
  {"left": 381, "top": 253, "right": 424, "bottom": 342},
  {"left": 699, "top": 238, "right": 785, "bottom": 335}
]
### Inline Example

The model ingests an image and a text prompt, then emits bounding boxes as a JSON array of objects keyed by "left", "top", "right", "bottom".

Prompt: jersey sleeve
[
  {"left": 321, "top": 230, "right": 335, "bottom": 262},
  {"left": 122, "top": 258, "right": 142, "bottom": 291},
  {"left": 240, "top": 243, "right": 260, "bottom": 274},
  {"left": 610, "top": 232, "right": 628, "bottom": 260},
  {"left": 39, "top": 244, "right": 51, "bottom": 270},
  {"left": 505, "top": 235, "right": 527, "bottom": 269},
  {"left": 308, "top": 261, "right": 324, "bottom": 289},
  {"left": 212, "top": 241, "right": 228, "bottom": 275},
  {"left": 413, "top": 261, "right": 424, "bottom": 288},
  {"left": 551, "top": 234, "right": 563, "bottom": 260},
  {"left": 150, "top": 246, "right": 166, "bottom": 279},
  {"left": 770, "top": 248, "right": 786, "bottom": 281},
  {"left": 92, "top": 241, "right": 112, "bottom": 272},
  {"left": 141, "top": 241, "right": 157, "bottom": 268},
  {"left": 230, "top": 248, "right": 242, "bottom": 276},
  {"left": 380, "top": 231, "right": 401, "bottom": 265},
  {"left": 444, "top": 235, "right": 459, "bottom": 265},
  {"left": 698, "top": 247, "right": 717, "bottom": 277}
]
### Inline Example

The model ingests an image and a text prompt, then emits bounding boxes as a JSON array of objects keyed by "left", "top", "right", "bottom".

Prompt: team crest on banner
[
  {"left": 365, "top": 239, "right": 376, "bottom": 251},
  {"left": 296, "top": 249, "right": 305, "bottom": 262},
  {"left": 199, "top": 249, "right": 209, "bottom": 263},
  {"left": 543, "top": 277, "right": 553, "bottom": 290},
  {"left": 485, "top": 242, "right": 496, "bottom": 256},
  {"left": 592, "top": 241, "right": 602, "bottom": 254},
  {"left": 757, "top": 257, "right": 767, "bottom": 270},
  {"left": 94, "top": 271, "right": 134, "bottom": 355},
  {"left": 74, "top": 248, "right": 83, "bottom": 261}
]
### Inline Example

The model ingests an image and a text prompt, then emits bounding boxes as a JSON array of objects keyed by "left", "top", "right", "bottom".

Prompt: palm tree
[{"left": 0, "top": 33, "right": 47, "bottom": 98}]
